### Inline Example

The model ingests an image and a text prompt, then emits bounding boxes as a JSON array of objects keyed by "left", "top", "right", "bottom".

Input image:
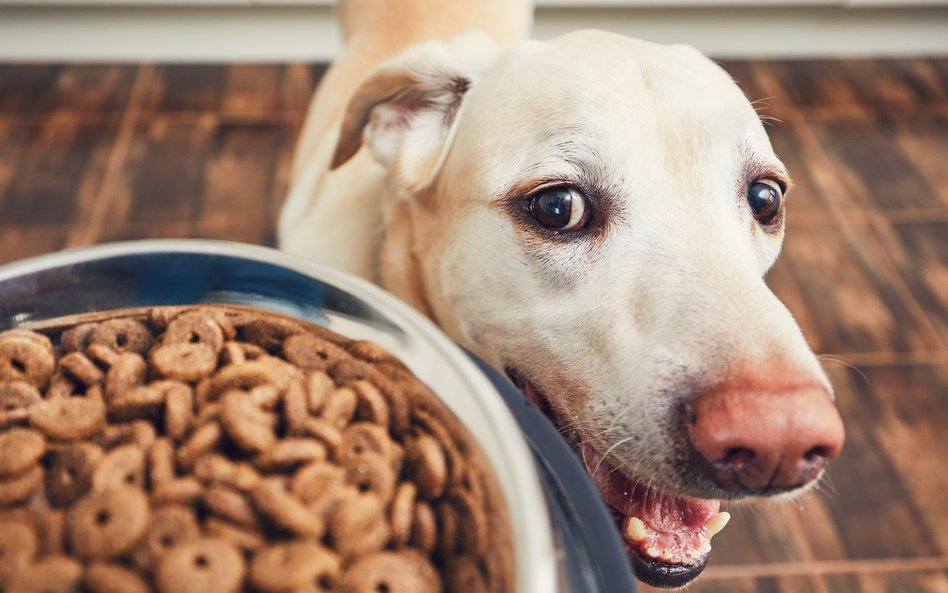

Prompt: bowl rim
[{"left": 0, "top": 239, "right": 560, "bottom": 593}]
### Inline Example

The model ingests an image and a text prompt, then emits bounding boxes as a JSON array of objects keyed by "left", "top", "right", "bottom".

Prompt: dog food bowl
[{"left": 0, "top": 240, "right": 635, "bottom": 593}]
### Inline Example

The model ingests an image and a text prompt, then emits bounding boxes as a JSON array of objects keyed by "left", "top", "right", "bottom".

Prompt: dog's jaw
[{"left": 507, "top": 368, "right": 727, "bottom": 588}]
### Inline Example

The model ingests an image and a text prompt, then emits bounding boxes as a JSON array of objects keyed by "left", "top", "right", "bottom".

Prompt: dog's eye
[
  {"left": 529, "top": 187, "right": 589, "bottom": 232},
  {"left": 747, "top": 180, "right": 783, "bottom": 225}
]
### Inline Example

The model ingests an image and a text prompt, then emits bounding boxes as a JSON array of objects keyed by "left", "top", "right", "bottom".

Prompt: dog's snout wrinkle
[{"left": 686, "top": 378, "right": 845, "bottom": 495}]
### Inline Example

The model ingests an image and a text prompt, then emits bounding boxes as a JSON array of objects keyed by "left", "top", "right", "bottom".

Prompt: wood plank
[
  {"left": 677, "top": 571, "right": 948, "bottom": 593},
  {"left": 139, "top": 64, "right": 324, "bottom": 114},
  {"left": 0, "top": 64, "right": 136, "bottom": 115},
  {"left": 0, "top": 113, "right": 117, "bottom": 226}
]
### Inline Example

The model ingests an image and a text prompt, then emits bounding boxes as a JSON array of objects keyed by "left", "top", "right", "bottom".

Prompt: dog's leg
[{"left": 280, "top": 0, "right": 533, "bottom": 280}]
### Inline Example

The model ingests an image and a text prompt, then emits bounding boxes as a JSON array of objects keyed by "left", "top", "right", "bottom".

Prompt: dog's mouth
[{"left": 505, "top": 368, "right": 728, "bottom": 589}]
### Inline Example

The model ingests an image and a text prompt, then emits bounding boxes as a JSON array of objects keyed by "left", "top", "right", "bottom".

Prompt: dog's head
[{"left": 332, "top": 30, "right": 845, "bottom": 588}]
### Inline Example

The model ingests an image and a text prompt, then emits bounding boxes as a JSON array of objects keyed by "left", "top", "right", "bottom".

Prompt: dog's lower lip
[{"left": 505, "top": 366, "right": 723, "bottom": 588}]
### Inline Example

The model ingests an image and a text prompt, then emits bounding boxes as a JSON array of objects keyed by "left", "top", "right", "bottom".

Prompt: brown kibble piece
[
  {"left": 35, "top": 510, "right": 66, "bottom": 555},
  {"left": 203, "top": 486, "right": 258, "bottom": 527},
  {"left": 104, "top": 353, "right": 147, "bottom": 400},
  {"left": 164, "top": 382, "right": 194, "bottom": 442},
  {"left": 155, "top": 538, "right": 245, "bottom": 593},
  {"left": 0, "top": 428, "right": 45, "bottom": 478},
  {"left": 339, "top": 550, "right": 441, "bottom": 593},
  {"left": 165, "top": 312, "right": 226, "bottom": 353},
  {"left": 30, "top": 397, "right": 105, "bottom": 440},
  {"left": 320, "top": 386, "right": 357, "bottom": 428},
  {"left": 203, "top": 517, "right": 265, "bottom": 552},
  {"left": 0, "top": 465, "right": 43, "bottom": 506},
  {"left": 328, "top": 493, "right": 389, "bottom": 559},
  {"left": 46, "top": 443, "right": 103, "bottom": 507},
  {"left": 67, "top": 485, "right": 150, "bottom": 559},
  {"left": 405, "top": 433, "right": 448, "bottom": 499},
  {"left": 60, "top": 323, "right": 96, "bottom": 352},
  {"left": 444, "top": 555, "right": 490, "bottom": 593},
  {"left": 83, "top": 562, "right": 151, "bottom": 593},
  {"left": 343, "top": 452, "right": 396, "bottom": 503},
  {"left": 7, "top": 555, "right": 82, "bottom": 593},
  {"left": 241, "top": 317, "right": 304, "bottom": 354},
  {"left": 86, "top": 343, "right": 120, "bottom": 367},
  {"left": 254, "top": 438, "right": 327, "bottom": 471},
  {"left": 152, "top": 478, "right": 204, "bottom": 504},
  {"left": 151, "top": 342, "right": 218, "bottom": 383},
  {"left": 251, "top": 478, "right": 323, "bottom": 537},
  {"left": 0, "top": 520, "right": 37, "bottom": 587},
  {"left": 282, "top": 333, "right": 349, "bottom": 371},
  {"left": 390, "top": 482, "right": 417, "bottom": 547},
  {"left": 0, "top": 336, "right": 55, "bottom": 388},
  {"left": 437, "top": 499, "right": 459, "bottom": 557},
  {"left": 135, "top": 505, "right": 200, "bottom": 571},
  {"left": 59, "top": 352, "right": 104, "bottom": 386},
  {"left": 350, "top": 380, "right": 390, "bottom": 428},
  {"left": 92, "top": 444, "right": 145, "bottom": 491},
  {"left": 88, "top": 319, "right": 153, "bottom": 354},
  {"left": 411, "top": 501, "right": 437, "bottom": 553},
  {"left": 249, "top": 541, "right": 341, "bottom": 593},
  {"left": 194, "top": 455, "right": 260, "bottom": 491},
  {"left": 177, "top": 422, "right": 222, "bottom": 470},
  {"left": 220, "top": 391, "right": 275, "bottom": 453}
]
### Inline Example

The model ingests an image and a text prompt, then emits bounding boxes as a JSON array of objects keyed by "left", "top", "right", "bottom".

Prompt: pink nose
[{"left": 687, "top": 379, "right": 845, "bottom": 493}]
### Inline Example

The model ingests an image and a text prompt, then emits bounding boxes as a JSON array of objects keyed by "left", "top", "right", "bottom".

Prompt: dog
[{"left": 280, "top": 0, "right": 846, "bottom": 587}]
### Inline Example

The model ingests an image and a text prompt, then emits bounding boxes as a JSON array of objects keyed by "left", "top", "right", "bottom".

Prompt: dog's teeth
[
  {"left": 706, "top": 511, "right": 731, "bottom": 536},
  {"left": 645, "top": 546, "right": 660, "bottom": 559},
  {"left": 625, "top": 517, "right": 647, "bottom": 542},
  {"left": 698, "top": 542, "right": 712, "bottom": 555}
]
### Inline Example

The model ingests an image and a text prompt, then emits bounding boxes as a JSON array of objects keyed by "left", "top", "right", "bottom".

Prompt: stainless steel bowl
[{"left": 0, "top": 240, "right": 559, "bottom": 593}]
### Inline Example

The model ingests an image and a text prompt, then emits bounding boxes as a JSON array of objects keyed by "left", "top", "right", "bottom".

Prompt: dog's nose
[{"left": 686, "top": 381, "right": 845, "bottom": 493}]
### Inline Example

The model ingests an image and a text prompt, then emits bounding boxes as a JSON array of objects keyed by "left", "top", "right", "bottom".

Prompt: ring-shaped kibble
[
  {"left": 250, "top": 478, "right": 323, "bottom": 537},
  {"left": 436, "top": 499, "right": 459, "bottom": 558},
  {"left": 283, "top": 380, "right": 309, "bottom": 435},
  {"left": 208, "top": 362, "right": 280, "bottom": 400},
  {"left": 413, "top": 408, "right": 466, "bottom": 489},
  {"left": 346, "top": 340, "right": 401, "bottom": 365},
  {"left": 300, "top": 417, "right": 343, "bottom": 454},
  {"left": 389, "top": 482, "right": 417, "bottom": 547},
  {"left": 202, "top": 486, "right": 259, "bottom": 528},
  {"left": 152, "top": 477, "right": 204, "bottom": 505},
  {"left": 104, "top": 353, "right": 147, "bottom": 400},
  {"left": 150, "top": 342, "right": 219, "bottom": 383},
  {"left": 91, "top": 444, "right": 145, "bottom": 491},
  {"left": 35, "top": 510, "right": 66, "bottom": 556},
  {"left": 164, "top": 312, "right": 226, "bottom": 353},
  {"left": 282, "top": 333, "right": 350, "bottom": 371},
  {"left": 155, "top": 538, "right": 245, "bottom": 593},
  {"left": 249, "top": 541, "right": 341, "bottom": 593},
  {"left": 106, "top": 384, "right": 166, "bottom": 421},
  {"left": 176, "top": 422, "right": 222, "bottom": 470},
  {"left": 404, "top": 432, "right": 448, "bottom": 500},
  {"left": 0, "top": 428, "right": 45, "bottom": 478},
  {"left": 328, "top": 493, "right": 389, "bottom": 559},
  {"left": 67, "top": 485, "right": 150, "bottom": 560},
  {"left": 343, "top": 451, "right": 396, "bottom": 503},
  {"left": 87, "top": 319, "right": 153, "bottom": 354},
  {"left": 339, "top": 550, "right": 441, "bottom": 593},
  {"left": 340, "top": 422, "right": 400, "bottom": 469},
  {"left": 46, "top": 443, "right": 103, "bottom": 507},
  {"left": 0, "top": 520, "right": 38, "bottom": 584},
  {"left": 85, "top": 343, "right": 119, "bottom": 368},
  {"left": 134, "top": 505, "right": 201, "bottom": 571},
  {"left": 0, "top": 337, "right": 55, "bottom": 388},
  {"left": 220, "top": 391, "right": 275, "bottom": 453},
  {"left": 83, "top": 562, "right": 151, "bottom": 593},
  {"left": 7, "top": 555, "right": 82, "bottom": 593},
  {"left": 29, "top": 397, "right": 105, "bottom": 441},
  {"left": 58, "top": 352, "right": 104, "bottom": 387}
]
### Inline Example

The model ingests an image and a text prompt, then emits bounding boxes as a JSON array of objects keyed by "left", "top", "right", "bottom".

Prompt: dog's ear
[{"left": 331, "top": 33, "right": 498, "bottom": 192}]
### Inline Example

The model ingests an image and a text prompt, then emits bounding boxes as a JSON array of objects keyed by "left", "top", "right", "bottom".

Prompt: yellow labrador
[{"left": 280, "top": 0, "right": 845, "bottom": 587}]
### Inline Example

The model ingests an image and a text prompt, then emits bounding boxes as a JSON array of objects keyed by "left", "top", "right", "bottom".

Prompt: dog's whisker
[{"left": 817, "top": 355, "right": 871, "bottom": 387}]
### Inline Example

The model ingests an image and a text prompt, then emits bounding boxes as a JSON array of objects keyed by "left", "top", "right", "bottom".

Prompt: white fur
[{"left": 281, "top": 15, "right": 831, "bottom": 499}]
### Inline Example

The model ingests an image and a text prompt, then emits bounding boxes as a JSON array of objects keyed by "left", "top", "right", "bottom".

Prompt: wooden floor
[{"left": 1, "top": 60, "right": 946, "bottom": 593}]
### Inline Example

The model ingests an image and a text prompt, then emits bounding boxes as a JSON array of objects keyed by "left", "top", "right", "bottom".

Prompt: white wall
[{"left": 0, "top": 2, "right": 946, "bottom": 61}]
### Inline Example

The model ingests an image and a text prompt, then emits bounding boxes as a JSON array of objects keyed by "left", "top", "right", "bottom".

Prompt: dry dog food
[{"left": 0, "top": 305, "right": 512, "bottom": 593}]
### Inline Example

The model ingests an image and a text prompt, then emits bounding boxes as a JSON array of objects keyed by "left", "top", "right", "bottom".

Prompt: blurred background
[{"left": 0, "top": 1, "right": 946, "bottom": 592}]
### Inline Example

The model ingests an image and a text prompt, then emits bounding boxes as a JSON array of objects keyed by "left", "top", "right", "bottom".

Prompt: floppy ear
[{"left": 330, "top": 33, "right": 499, "bottom": 192}]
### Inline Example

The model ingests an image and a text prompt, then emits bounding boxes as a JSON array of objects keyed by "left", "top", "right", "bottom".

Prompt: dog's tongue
[{"left": 580, "top": 443, "right": 725, "bottom": 565}]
